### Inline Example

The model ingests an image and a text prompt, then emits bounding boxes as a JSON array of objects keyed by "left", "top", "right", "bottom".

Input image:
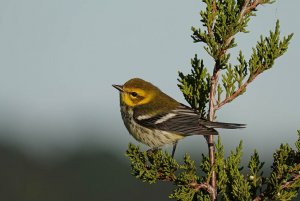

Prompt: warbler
[{"left": 113, "top": 78, "right": 245, "bottom": 157}]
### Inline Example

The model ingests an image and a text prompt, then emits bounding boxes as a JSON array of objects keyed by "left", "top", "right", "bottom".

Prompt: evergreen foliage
[
  {"left": 126, "top": 131, "right": 300, "bottom": 200},
  {"left": 178, "top": 55, "right": 211, "bottom": 118},
  {"left": 126, "top": 0, "right": 296, "bottom": 200}
]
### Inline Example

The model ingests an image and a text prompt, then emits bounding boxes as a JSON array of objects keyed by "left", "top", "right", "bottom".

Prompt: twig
[
  {"left": 239, "top": 0, "right": 263, "bottom": 23},
  {"left": 215, "top": 70, "right": 261, "bottom": 110},
  {"left": 282, "top": 174, "right": 300, "bottom": 189},
  {"left": 239, "top": 0, "right": 251, "bottom": 22},
  {"left": 209, "top": 0, "right": 217, "bottom": 36},
  {"left": 245, "top": 0, "right": 264, "bottom": 15},
  {"left": 207, "top": 67, "right": 219, "bottom": 201},
  {"left": 225, "top": 0, "right": 262, "bottom": 49},
  {"left": 253, "top": 169, "right": 300, "bottom": 201},
  {"left": 157, "top": 169, "right": 217, "bottom": 197},
  {"left": 190, "top": 182, "right": 215, "bottom": 195}
]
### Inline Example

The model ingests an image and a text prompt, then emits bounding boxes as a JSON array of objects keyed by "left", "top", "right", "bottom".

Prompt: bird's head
[{"left": 112, "top": 78, "right": 160, "bottom": 107}]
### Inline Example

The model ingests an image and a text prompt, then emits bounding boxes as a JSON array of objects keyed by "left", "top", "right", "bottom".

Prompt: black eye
[{"left": 130, "top": 92, "right": 138, "bottom": 97}]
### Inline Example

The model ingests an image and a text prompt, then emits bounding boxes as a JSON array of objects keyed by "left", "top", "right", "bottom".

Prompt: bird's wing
[{"left": 134, "top": 104, "right": 218, "bottom": 136}]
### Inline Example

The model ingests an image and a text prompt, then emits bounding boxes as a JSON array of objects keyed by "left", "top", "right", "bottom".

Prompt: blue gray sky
[{"left": 0, "top": 0, "right": 299, "bottom": 161}]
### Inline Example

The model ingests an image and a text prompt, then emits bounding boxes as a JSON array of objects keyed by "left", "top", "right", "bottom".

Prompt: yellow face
[
  {"left": 113, "top": 78, "right": 159, "bottom": 107},
  {"left": 121, "top": 87, "right": 153, "bottom": 107}
]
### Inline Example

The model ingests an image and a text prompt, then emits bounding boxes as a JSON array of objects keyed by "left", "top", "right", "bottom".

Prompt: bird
[{"left": 113, "top": 78, "right": 245, "bottom": 157}]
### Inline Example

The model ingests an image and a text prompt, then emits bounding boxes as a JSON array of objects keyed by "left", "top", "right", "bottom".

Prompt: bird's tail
[{"left": 200, "top": 119, "right": 246, "bottom": 129}]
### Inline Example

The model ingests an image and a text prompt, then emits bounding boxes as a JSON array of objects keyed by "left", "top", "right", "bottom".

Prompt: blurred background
[{"left": 0, "top": 0, "right": 299, "bottom": 200}]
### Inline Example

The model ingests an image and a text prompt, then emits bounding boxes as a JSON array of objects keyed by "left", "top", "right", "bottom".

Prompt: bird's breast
[{"left": 119, "top": 105, "right": 183, "bottom": 148}]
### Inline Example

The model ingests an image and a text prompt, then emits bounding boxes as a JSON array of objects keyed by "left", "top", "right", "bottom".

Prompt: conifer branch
[
  {"left": 206, "top": 1, "right": 268, "bottom": 199},
  {"left": 240, "top": 0, "right": 264, "bottom": 21},
  {"left": 216, "top": 21, "right": 293, "bottom": 110},
  {"left": 253, "top": 169, "right": 300, "bottom": 201}
]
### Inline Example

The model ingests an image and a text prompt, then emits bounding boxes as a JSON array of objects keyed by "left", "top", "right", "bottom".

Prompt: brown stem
[
  {"left": 282, "top": 174, "right": 300, "bottom": 189},
  {"left": 207, "top": 66, "right": 220, "bottom": 201},
  {"left": 207, "top": 136, "right": 216, "bottom": 200},
  {"left": 239, "top": 0, "right": 251, "bottom": 22},
  {"left": 190, "top": 182, "right": 215, "bottom": 195},
  {"left": 156, "top": 168, "right": 216, "bottom": 198},
  {"left": 246, "top": 0, "right": 264, "bottom": 15},
  {"left": 239, "top": 0, "right": 263, "bottom": 23},
  {"left": 215, "top": 70, "right": 261, "bottom": 110}
]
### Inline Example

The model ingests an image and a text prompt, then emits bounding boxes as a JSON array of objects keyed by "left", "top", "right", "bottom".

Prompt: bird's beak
[{"left": 112, "top": 84, "right": 124, "bottom": 92}]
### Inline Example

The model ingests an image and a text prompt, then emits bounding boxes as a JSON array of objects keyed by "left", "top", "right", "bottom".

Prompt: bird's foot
[{"left": 171, "top": 141, "right": 178, "bottom": 158}]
